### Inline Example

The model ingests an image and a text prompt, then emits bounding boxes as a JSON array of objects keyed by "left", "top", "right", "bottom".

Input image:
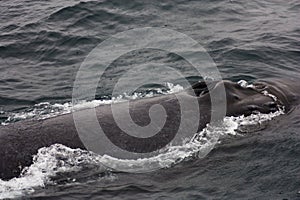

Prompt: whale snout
[
  {"left": 217, "top": 80, "right": 282, "bottom": 116},
  {"left": 190, "top": 79, "right": 290, "bottom": 117}
]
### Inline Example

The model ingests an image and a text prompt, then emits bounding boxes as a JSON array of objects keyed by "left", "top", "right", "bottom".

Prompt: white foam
[
  {"left": 237, "top": 79, "right": 255, "bottom": 88},
  {"left": 0, "top": 144, "right": 109, "bottom": 199}
]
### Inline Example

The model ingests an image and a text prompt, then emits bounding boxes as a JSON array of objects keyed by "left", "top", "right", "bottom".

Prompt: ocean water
[{"left": 1, "top": 0, "right": 300, "bottom": 199}]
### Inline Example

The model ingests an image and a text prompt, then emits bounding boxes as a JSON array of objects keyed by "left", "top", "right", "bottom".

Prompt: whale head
[
  {"left": 190, "top": 80, "right": 282, "bottom": 117},
  {"left": 222, "top": 80, "right": 281, "bottom": 116}
]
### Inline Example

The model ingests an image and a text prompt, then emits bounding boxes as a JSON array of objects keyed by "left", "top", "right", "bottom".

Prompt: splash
[{"left": 0, "top": 144, "right": 109, "bottom": 199}]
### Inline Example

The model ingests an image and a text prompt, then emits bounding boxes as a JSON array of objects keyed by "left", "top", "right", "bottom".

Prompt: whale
[{"left": 0, "top": 79, "right": 299, "bottom": 180}]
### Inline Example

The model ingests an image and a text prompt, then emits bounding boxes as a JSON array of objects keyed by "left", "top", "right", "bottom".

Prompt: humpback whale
[{"left": 0, "top": 79, "right": 299, "bottom": 180}]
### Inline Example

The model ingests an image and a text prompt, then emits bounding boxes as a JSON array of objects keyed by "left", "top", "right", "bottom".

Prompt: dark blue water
[{"left": 1, "top": 0, "right": 300, "bottom": 199}]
